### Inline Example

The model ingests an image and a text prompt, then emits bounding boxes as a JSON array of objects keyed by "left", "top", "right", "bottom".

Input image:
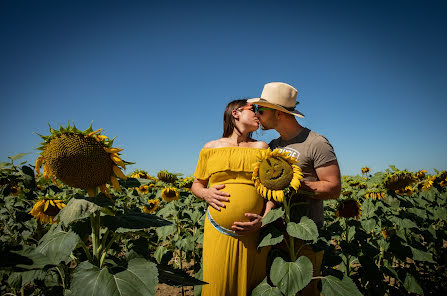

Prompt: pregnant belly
[{"left": 208, "top": 183, "right": 264, "bottom": 229}]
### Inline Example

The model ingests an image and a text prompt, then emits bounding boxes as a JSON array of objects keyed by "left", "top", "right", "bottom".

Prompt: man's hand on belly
[{"left": 231, "top": 213, "right": 262, "bottom": 234}]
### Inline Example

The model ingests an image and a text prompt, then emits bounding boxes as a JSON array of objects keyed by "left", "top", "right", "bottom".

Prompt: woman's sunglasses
[{"left": 237, "top": 105, "right": 275, "bottom": 115}]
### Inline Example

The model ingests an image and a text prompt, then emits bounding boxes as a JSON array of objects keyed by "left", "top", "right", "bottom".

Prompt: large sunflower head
[
  {"left": 142, "top": 199, "right": 160, "bottom": 214},
  {"left": 161, "top": 187, "right": 179, "bottom": 202},
  {"left": 253, "top": 149, "right": 303, "bottom": 202},
  {"left": 383, "top": 170, "right": 416, "bottom": 191},
  {"left": 336, "top": 198, "right": 361, "bottom": 220},
  {"left": 137, "top": 185, "right": 150, "bottom": 194},
  {"left": 35, "top": 123, "right": 129, "bottom": 198},
  {"left": 29, "top": 198, "right": 66, "bottom": 224},
  {"left": 157, "top": 170, "right": 178, "bottom": 183}
]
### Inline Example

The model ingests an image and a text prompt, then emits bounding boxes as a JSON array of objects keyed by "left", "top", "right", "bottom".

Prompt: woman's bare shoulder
[
  {"left": 249, "top": 140, "right": 269, "bottom": 148},
  {"left": 202, "top": 139, "right": 225, "bottom": 149}
]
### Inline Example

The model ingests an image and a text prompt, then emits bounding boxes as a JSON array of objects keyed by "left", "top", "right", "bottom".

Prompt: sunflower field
[{"left": 1, "top": 124, "right": 446, "bottom": 296}]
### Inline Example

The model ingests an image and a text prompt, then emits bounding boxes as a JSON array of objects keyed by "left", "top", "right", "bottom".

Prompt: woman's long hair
[{"left": 222, "top": 99, "right": 253, "bottom": 139}]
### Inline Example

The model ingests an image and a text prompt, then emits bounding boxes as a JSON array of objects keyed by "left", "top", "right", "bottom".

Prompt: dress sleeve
[{"left": 194, "top": 149, "right": 209, "bottom": 180}]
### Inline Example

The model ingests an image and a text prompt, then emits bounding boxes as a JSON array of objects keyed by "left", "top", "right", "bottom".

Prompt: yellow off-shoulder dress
[{"left": 194, "top": 147, "right": 270, "bottom": 296}]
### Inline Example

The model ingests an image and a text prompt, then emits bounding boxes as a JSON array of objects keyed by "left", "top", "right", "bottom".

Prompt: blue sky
[{"left": 1, "top": 0, "right": 446, "bottom": 177}]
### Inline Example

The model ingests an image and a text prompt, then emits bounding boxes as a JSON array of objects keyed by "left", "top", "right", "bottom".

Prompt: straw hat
[{"left": 247, "top": 82, "right": 305, "bottom": 118}]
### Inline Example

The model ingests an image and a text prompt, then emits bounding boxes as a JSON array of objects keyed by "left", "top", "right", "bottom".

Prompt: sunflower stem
[
  {"left": 344, "top": 220, "right": 350, "bottom": 276},
  {"left": 283, "top": 197, "right": 296, "bottom": 262},
  {"left": 97, "top": 229, "right": 110, "bottom": 255},
  {"left": 79, "top": 239, "right": 93, "bottom": 262},
  {"left": 56, "top": 266, "right": 65, "bottom": 289},
  {"left": 100, "top": 233, "right": 120, "bottom": 268},
  {"left": 90, "top": 211, "right": 101, "bottom": 266}
]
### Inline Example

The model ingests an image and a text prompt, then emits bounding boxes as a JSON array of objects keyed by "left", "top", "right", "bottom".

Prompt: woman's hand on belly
[{"left": 202, "top": 184, "right": 230, "bottom": 211}]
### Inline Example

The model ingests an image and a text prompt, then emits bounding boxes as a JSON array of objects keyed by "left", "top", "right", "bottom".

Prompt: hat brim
[{"left": 247, "top": 98, "right": 305, "bottom": 118}]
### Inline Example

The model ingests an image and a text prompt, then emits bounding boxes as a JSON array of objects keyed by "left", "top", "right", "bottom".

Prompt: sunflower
[
  {"left": 29, "top": 199, "right": 66, "bottom": 224},
  {"left": 342, "top": 190, "right": 353, "bottom": 197},
  {"left": 137, "top": 185, "right": 150, "bottom": 194},
  {"left": 252, "top": 149, "right": 303, "bottom": 203},
  {"left": 35, "top": 123, "right": 129, "bottom": 198},
  {"left": 395, "top": 186, "right": 414, "bottom": 196},
  {"left": 161, "top": 187, "right": 179, "bottom": 202},
  {"left": 361, "top": 167, "right": 370, "bottom": 174},
  {"left": 365, "top": 191, "right": 386, "bottom": 200},
  {"left": 10, "top": 186, "right": 22, "bottom": 196},
  {"left": 142, "top": 199, "right": 160, "bottom": 214},
  {"left": 414, "top": 170, "right": 427, "bottom": 180},
  {"left": 178, "top": 176, "right": 194, "bottom": 189},
  {"left": 422, "top": 175, "right": 435, "bottom": 191},
  {"left": 157, "top": 170, "right": 178, "bottom": 183},
  {"left": 383, "top": 171, "right": 415, "bottom": 191},
  {"left": 336, "top": 199, "right": 361, "bottom": 220}
]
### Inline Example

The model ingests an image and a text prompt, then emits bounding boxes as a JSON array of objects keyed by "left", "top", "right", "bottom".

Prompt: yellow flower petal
[
  {"left": 113, "top": 166, "right": 127, "bottom": 180},
  {"left": 110, "top": 175, "right": 121, "bottom": 192}
]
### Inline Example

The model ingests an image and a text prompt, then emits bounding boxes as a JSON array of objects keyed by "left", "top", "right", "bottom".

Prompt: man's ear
[{"left": 275, "top": 110, "right": 282, "bottom": 119}]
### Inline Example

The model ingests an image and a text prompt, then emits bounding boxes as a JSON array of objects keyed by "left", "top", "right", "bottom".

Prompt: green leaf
[
  {"left": 403, "top": 273, "right": 424, "bottom": 295},
  {"left": 8, "top": 152, "right": 31, "bottom": 161},
  {"left": 8, "top": 270, "right": 47, "bottom": 289},
  {"left": 261, "top": 208, "right": 285, "bottom": 227},
  {"left": 286, "top": 216, "right": 318, "bottom": 242},
  {"left": 0, "top": 162, "right": 11, "bottom": 168},
  {"left": 154, "top": 246, "right": 168, "bottom": 264},
  {"left": 410, "top": 246, "right": 436, "bottom": 263},
  {"left": 321, "top": 275, "right": 362, "bottom": 296},
  {"left": 433, "top": 208, "right": 447, "bottom": 220},
  {"left": 13, "top": 246, "right": 57, "bottom": 270},
  {"left": 360, "top": 219, "right": 376, "bottom": 233},
  {"left": 251, "top": 277, "right": 283, "bottom": 296},
  {"left": 270, "top": 256, "right": 313, "bottom": 295},
  {"left": 389, "top": 216, "right": 418, "bottom": 230},
  {"left": 360, "top": 199, "right": 376, "bottom": 218},
  {"left": 36, "top": 227, "right": 80, "bottom": 265},
  {"left": 156, "top": 224, "right": 177, "bottom": 240},
  {"left": 58, "top": 197, "right": 105, "bottom": 224},
  {"left": 70, "top": 258, "right": 158, "bottom": 296},
  {"left": 258, "top": 227, "right": 284, "bottom": 248},
  {"left": 103, "top": 211, "right": 171, "bottom": 233}
]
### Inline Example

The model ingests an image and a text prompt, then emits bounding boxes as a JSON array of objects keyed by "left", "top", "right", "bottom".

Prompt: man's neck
[{"left": 277, "top": 121, "right": 303, "bottom": 142}]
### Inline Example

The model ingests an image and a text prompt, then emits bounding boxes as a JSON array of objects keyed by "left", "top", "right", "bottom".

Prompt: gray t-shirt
[{"left": 269, "top": 127, "right": 337, "bottom": 228}]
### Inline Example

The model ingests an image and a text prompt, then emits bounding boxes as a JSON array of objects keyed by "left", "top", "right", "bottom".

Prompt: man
[{"left": 231, "top": 82, "right": 341, "bottom": 296}]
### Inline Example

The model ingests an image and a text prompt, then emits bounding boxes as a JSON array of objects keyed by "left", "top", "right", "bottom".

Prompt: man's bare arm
[{"left": 300, "top": 160, "right": 341, "bottom": 200}]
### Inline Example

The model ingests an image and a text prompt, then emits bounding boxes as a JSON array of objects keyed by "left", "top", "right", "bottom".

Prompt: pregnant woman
[{"left": 192, "top": 99, "right": 274, "bottom": 295}]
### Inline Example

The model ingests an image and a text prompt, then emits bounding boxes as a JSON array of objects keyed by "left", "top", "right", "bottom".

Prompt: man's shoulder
[{"left": 268, "top": 137, "right": 281, "bottom": 149}]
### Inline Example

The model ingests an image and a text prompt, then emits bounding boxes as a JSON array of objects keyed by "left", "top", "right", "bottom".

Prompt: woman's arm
[{"left": 191, "top": 178, "right": 230, "bottom": 211}]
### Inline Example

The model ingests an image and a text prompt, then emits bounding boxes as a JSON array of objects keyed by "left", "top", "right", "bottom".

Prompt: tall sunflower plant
[
  {"left": 251, "top": 149, "right": 363, "bottom": 296},
  {"left": 2, "top": 123, "right": 205, "bottom": 296}
]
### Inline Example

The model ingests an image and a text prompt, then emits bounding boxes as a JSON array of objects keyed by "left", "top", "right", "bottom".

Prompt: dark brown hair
[{"left": 222, "top": 99, "right": 253, "bottom": 138}]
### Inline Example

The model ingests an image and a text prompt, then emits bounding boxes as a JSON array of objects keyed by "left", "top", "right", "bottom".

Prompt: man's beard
[{"left": 259, "top": 123, "right": 270, "bottom": 130}]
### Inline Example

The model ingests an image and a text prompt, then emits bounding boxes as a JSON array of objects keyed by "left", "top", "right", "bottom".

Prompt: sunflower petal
[
  {"left": 35, "top": 156, "right": 44, "bottom": 174},
  {"left": 88, "top": 187, "right": 96, "bottom": 197},
  {"left": 110, "top": 175, "right": 122, "bottom": 192},
  {"left": 87, "top": 128, "right": 103, "bottom": 136},
  {"left": 113, "top": 166, "right": 127, "bottom": 180},
  {"left": 104, "top": 147, "right": 124, "bottom": 154}
]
